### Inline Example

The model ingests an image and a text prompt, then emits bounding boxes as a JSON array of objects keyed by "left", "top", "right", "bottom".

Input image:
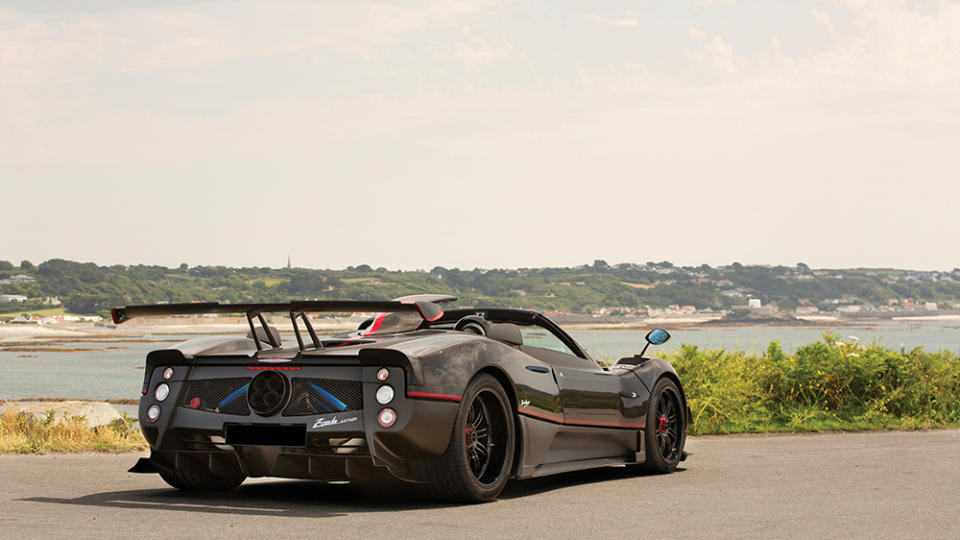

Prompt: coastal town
[{"left": 2, "top": 260, "right": 958, "bottom": 327}]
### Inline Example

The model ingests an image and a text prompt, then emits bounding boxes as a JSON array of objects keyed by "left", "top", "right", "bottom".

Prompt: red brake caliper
[
  {"left": 659, "top": 416, "right": 668, "bottom": 433},
  {"left": 465, "top": 427, "right": 473, "bottom": 447}
]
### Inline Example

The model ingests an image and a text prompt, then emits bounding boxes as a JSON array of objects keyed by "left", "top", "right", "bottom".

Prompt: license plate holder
[{"left": 224, "top": 424, "right": 307, "bottom": 446}]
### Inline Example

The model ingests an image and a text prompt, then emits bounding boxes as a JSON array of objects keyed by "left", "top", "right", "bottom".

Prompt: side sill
[{"left": 529, "top": 456, "right": 633, "bottom": 478}]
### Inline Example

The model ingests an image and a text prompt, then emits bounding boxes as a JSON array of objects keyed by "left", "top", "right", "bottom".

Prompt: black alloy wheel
[
  {"left": 654, "top": 384, "right": 683, "bottom": 463},
  {"left": 634, "top": 377, "right": 687, "bottom": 474},
  {"left": 415, "top": 373, "right": 515, "bottom": 502},
  {"left": 463, "top": 388, "right": 506, "bottom": 484}
]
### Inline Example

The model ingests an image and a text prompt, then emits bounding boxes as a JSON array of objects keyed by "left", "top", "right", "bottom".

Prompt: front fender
[{"left": 629, "top": 357, "right": 692, "bottom": 423}]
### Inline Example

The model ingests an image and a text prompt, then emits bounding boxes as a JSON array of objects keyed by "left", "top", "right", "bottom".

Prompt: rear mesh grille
[
  {"left": 181, "top": 377, "right": 252, "bottom": 416},
  {"left": 283, "top": 378, "right": 363, "bottom": 416}
]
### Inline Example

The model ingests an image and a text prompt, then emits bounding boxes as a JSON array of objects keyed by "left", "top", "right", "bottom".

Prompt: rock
[{"left": 0, "top": 401, "right": 123, "bottom": 428}]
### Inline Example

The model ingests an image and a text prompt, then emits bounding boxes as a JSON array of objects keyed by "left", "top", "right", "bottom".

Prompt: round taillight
[
  {"left": 162, "top": 367, "right": 174, "bottom": 380},
  {"left": 378, "top": 408, "right": 397, "bottom": 428},
  {"left": 376, "top": 368, "right": 390, "bottom": 382},
  {"left": 376, "top": 385, "right": 394, "bottom": 405},
  {"left": 146, "top": 404, "right": 161, "bottom": 422},
  {"left": 154, "top": 383, "right": 170, "bottom": 402}
]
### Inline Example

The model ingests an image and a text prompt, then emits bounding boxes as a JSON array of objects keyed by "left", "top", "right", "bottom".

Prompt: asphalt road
[{"left": 2, "top": 430, "right": 959, "bottom": 539}]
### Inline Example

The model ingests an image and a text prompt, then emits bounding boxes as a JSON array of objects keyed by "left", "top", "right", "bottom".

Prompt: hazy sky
[{"left": 2, "top": 0, "right": 958, "bottom": 271}]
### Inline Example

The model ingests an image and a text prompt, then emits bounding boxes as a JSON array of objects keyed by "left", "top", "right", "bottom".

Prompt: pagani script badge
[{"left": 313, "top": 415, "right": 359, "bottom": 429}]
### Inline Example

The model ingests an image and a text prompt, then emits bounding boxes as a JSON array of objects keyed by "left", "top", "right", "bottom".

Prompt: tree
[
  {"left": 65, "top": 294, "right": 123, "bottom": 315},
  {"left": 287, "top": 274, "right": 326, "bottom": 295},
  {"left": 20, "top": 260, "right": 36, "bottom": 272},
  {"left": 0, "top": 260, "right": 13, "bottom": 271}
]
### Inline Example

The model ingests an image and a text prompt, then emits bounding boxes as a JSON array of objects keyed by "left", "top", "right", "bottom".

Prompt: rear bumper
[{"left": 137, "top": 363, "right": 459, "bottom": 482}]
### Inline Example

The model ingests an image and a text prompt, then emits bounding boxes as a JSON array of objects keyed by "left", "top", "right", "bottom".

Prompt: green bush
[{"left": 669, "top": 336, "right": 960, "bottom": 434}]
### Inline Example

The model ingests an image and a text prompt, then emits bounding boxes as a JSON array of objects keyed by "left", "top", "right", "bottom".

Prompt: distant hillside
[{"left": 1, "top": 259, "right": 959, "bottom": 318}]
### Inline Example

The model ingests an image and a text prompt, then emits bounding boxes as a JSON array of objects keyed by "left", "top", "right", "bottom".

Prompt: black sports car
[{"left": 115, "top": 294, "right": 690, "bottom": 501}]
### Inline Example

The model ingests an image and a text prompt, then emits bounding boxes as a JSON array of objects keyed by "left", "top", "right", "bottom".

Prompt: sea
[{"left": 1, "top": 319, "right": 958, "bottom": 403}]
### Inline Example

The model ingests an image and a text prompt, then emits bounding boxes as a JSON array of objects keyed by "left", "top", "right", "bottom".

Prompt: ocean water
[
  {"left": 573, "top": 319, "right": 960, "bottom": 362},
  {"left": 1, "top": 320, "right": 957, "bottom": 401}
]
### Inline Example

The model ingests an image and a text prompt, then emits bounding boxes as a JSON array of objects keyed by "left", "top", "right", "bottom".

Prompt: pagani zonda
[{"left": 115, "top": 294, "right": 690, "bottom": 501}]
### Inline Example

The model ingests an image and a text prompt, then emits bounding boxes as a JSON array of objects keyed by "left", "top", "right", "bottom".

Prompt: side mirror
[
  {"left": 645, "top": 328, "right": 671, "bottom": 346},
  {"left": 638, "top": 328, "right": 671, "bottom": 358}
]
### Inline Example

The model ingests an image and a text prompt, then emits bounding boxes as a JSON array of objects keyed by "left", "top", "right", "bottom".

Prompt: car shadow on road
[
  {"left": 23, "top": 480, "right": 452, "bottom": 518},
  {"left": 23, "top": 466, "right": 686, "bottom": 517},
  {"left": 500, "top": 465, "right": 687, "bottom": 499}
]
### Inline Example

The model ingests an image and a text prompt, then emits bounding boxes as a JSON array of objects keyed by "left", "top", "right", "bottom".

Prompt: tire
[
  {"left": 159, "top": 464, "right": 246, "bottom": 491},
  {"left": 634, "top": 377, "right": 686, "bottom": 474},
  {"left": 414, "top": 373, "right": 516, "bottom": 502}
]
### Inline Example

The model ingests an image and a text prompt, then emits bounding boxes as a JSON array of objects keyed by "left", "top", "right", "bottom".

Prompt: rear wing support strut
[
  {"left": 289, "top": 312, "right": 303, "bottom": 351},
  {"left": 288, "top": 312, "right": 324, "bottom": 352},
  {"left": 245, "top": 313, "right": 262, "bottom": 352},
  {"left": 301, "top": 314, "right": 321, "bottom": 350}
]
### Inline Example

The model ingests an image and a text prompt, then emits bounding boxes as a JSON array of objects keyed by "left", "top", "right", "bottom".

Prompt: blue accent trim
[
  {"left": 309, "top": 395, "right": 333, "bottom": 413},
  {"left": 310, "top": 383, "right": 347, "bottom": 412},
  {"left": 219, "top": 383, "right": 249, "bottom": 409}
]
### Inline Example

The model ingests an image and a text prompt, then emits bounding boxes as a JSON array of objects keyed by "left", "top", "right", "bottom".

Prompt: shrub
[
  {"left": 0, "top": 410, "right": 146, "bottom": 454},
  {"left": 667, "top": 336, "right": 960, "bottom": 434}
]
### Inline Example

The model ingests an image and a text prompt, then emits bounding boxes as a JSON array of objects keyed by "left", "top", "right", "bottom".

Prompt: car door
[{"left": 517, "top": 326, "right": 623, "bottom": 427}]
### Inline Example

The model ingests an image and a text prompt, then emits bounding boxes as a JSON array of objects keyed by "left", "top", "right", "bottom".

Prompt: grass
[
  {"left": 245, "top": 277, "right": 285, "bottom": 287},
  {"left": 670, "top": 335, "right": 960, "bottom": 435},
  {"left": 0, "top": 410, "right": 146, "bottom": 454},
  {"left": 0, "top": 307, "right": 74, "bottom": 319}
]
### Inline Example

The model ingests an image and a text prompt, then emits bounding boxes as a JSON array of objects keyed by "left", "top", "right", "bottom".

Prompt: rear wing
[{"left": 111, "top": 298, "right": 450, "bottom": 352}]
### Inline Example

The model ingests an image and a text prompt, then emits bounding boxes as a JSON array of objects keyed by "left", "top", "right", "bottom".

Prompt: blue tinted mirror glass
[{"left": 646, "top": 328, "right": 670, "bottom": 346}]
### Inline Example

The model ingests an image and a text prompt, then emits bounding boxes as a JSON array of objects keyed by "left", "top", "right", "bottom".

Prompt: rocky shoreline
[{"left": 0, "top": 400, "right": 125, "bottom": 427}]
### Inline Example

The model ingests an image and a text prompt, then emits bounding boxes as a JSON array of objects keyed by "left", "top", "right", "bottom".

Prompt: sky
[{"left": 1, "top": 0, "right": 958, "bottom": 271}]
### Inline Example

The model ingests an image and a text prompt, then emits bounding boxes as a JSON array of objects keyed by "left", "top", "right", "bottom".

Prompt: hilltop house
[
  {"left": 0, "top": 274, "right": 37, "bottom": 285},
  {"left": 0, "top": 294, "right": 28, "bottom": 303}
]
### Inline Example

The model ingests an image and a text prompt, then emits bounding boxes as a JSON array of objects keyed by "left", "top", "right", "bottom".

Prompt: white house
[
  {"left": 0, "top": 294, "right": 28, "bottom": 303},
  {"left": 0, "top": 274, "right": 37, "bottom": 285}
]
